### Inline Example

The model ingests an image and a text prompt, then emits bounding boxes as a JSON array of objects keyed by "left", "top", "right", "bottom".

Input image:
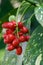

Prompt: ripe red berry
[
  {"left": 8, "top": 34, "right": 15, "bottom": 41},
  {"left": 6, "top": 29, "right": 13, "bottom": 34},
  {"left": 12, "top": 38, "right": 19, "bottom": 47},
  {"left": 3, "top": 34, "right": 7, "bottom": 39},
  {"left": 18, "top": 22, "right": 23, "bottom": 29},
  {"left": 16, "top": 46, "right": 22, "bottom": 55},
  {"left": 21, "top": 26, "right": 28, "bottom": 33},
  {"left": 2, "top": 21, "right": 16, "bottom": 29},
  {"left": 25, "top": 36, "right": 30, "bottom": 41},
  {"left": 19, "top": 35, "right": 25, "bottom": 42},
  {"left": 4, "top": 35, "right": 10, "bottom": 44},
  {"left": 2, "top": 22, "right": 8, "bottom": 28},
  {"left": 4, "top": 38, "right": 9, "bottom": 44},
  {"left": 4, "top": 34, "right": 15, "bottom": 43},
  {"left": 18, "top": 31, "right": 23, "bottom": 36},
  {"left": 7, "top": 44, "right": 14, "bottom": 51}
]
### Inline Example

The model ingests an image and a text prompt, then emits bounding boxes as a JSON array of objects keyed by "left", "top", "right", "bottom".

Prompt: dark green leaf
[
  {"left": 27, "top": 0, "right": 43, "bottom": 4},
  {"left": 23, "top": 25, "right": 43, "bottom": 65},
  {"left": 0, "top": 0, "right": 14, "bottom": 19},
  {"left": 16, "top": 1, "right": 35, "bottom": 30}
]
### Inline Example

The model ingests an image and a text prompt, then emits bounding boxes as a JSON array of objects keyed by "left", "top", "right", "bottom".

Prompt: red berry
[
  {"left": 21, "top": 26, "right": 28, "bottom": 33},
  {"left": 19, "top": 35, "right": 25, "bottom": 42},
  {"left": 4, "top": 36, "right": 11, "bottom": 44},
  {"left": 4, "top": 34, "right": 15, "bottom": 43},
  {"left": 25, "top": 36, "right": 30, "bottom": 41},
  {"left": 3, "top": 34, "right": 7, "bottom": 39},
  {"left": 7, "top": 44, "right": 14, "bottom": 51},
  {"left": 12, "top": 38, "right": 19, "bottom": 47},
  {"left": 18, "top": 31, "right": 23, "bottom": 36},
  {"left": 18, "top": 22, "right": 23, "bottom": 29},
  {"left": 4, "top": 38, "right": 8, "bottom": 44},
  {"left": 2, "top": 22, "right": 8, "bottom": 28},
  {"left": 4, "top": 35, "right": 10, "bottom": 44},
  {"left": 6, "top": 29, "right": 13, "bottom": 34},
  {"left": 16, "top": 46, "right": 22, "bottom": 55},
  {"left": 8, "top": 34, "right": 15, "bottom": 41},
  {"left": 2, "top": 21, "right": 16, "bottom": 29}
]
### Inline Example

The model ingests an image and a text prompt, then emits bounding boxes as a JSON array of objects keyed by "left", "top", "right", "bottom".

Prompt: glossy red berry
[
  {"left": 16, "top": 46, "right": 22, "bottom": 55},
  {"left": 6, "top": 29, "right": 13, "bottom": 34},
  {"left": 12, "top": 38, "right": 19, "bottom": 47},
  {"left": 2, "top": 22, "right": 8, "bottom": 28},
  {"left": 4, "top": 36, "right": 11, "bottom": 44},
  {"left": 4, "top": 38, "right": 8, "bottom": 44},
  {"left": 7, "top": 44, "right": 14, "bottom": 51},
  {"left": 3, "top": 34, "right": 7, "bottom": 39},
  {"left": 8, "top": 34, "right": 15, "bottom": 41},
  {"left": 4, "top": 34, "right": 15, "bottom": 43},
  {"left": 25, "top": 36, "right": 30, "bottom": 41},
  {"left": 18, "top": 22, "right": 23, "bottom": 29},
  {"left": 2, "top": 21, "right": 16, "bottom": 29},
  {"left": 2, "top": 20, "right": 30, "bottom": 55},
  {"left": 18, "top": 31, "right": 23, "bottom": 36},
  {"left": 19, "top": 35, "right": 25, "bottom": 42},
  {"left": 21, "top": 26, "right": 28, "bottom": 33},
  {"left": 4, "top": 35, "right": 11, "bottom": 44}
]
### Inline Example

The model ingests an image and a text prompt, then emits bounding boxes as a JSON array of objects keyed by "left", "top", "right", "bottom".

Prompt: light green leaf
[
  {"left": 2, "top": 42, "right": 28, "bottom": 65},
  {"left": 9, "top": 15, "right": 16, "bottom": 21},
  {"left": 23, "top": 25, "right": 43, "bottom": 65},
  {"left": 2, "top": 50, "right": 17, "bottom": 65},
  {"left": 35, "top": 6, "right": 43, "bottom": 27}
]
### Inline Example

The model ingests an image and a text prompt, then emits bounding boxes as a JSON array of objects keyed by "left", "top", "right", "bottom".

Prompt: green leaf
[
  {"left": 2, "top": 50, "right": 17, "bottom": 65},
  {"left": 35, "top": 5, "right": 43, "bottom": 27},
  {"left": 27, "top": 0, "right": 43, "bottom": 4},
  {"left": 16, "top": 1, "right": 35, "bottom": 29},
  {"left": 2, "top": 42, "right": 28, "bottom": 65},
  {"left": 0, "top": 49, "right": 5, "bottom": 65},
  {"left": 16, "top": 1, "right": 30, "bottom": 22},
  {"left": 16, "top": 1, "right": 34, "bottom": 21},
  {"left": 23, "top": 25, "right": 43, "bottom": 65}
]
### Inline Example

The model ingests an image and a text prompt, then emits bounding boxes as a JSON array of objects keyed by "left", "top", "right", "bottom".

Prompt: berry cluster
[{"left": 2, "top": 21, "right": 30, "bottom": 55}]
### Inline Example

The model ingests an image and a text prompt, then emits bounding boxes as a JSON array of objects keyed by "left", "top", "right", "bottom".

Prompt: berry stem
[
  {"left": 20, "top": 6, "right": 30, "bottom": 21},
  {"left": 16, "top": 23, "right": 19, "bottom": 38},
  {"left": 16, "top": 1, "right": 31, "bottom": 22},
  {"left": 13, "top": 30, "right": 16, "bottom": 34}
]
